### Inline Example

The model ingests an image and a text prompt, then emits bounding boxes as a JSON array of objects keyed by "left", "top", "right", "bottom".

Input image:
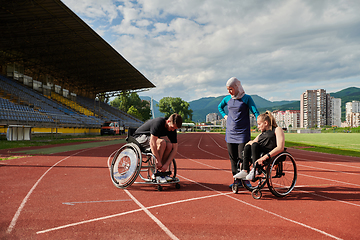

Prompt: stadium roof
[{"left": 0, "top": 0, "right": 155, "bottom": 97}]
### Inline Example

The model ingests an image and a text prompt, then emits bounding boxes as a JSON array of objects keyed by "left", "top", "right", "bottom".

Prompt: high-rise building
[
  {"left": 300, "top": 90, "right": 319, "bottom": 128},
  {"left": 331, "top": 98, "right": 342, "bottom": 127},
  {"left": 300, "top": 89, "right": 341, "bottom": 128},
  {"left": 346, "top": 100, "right": 360, "bottom": 127}
]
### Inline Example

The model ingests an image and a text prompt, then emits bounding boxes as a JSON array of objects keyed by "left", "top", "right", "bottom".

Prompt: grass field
[
  {"left": 252, "top": 132, "right": 360, "bottom": 157},
  {"left": 284, "top": 133, "right": 360, "bottom": 152}
]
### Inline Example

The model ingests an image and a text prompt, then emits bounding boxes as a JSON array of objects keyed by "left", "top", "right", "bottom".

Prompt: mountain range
[{"left": 141, "top": 87, "right": 360, "bottom": 122}]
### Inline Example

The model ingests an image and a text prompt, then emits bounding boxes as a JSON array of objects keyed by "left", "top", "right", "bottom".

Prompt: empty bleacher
[
  {"left": 0, "top": 98, "right": 52, "bottom": 124},
  {"left": 0, "top": 75, "right": 100, "bottom": 127},
  {"left": 77, "top": 95, "right": 144, "bottom": 128},
  {"left": 0, "top": 74, "right": 144, "bottom": 130}
]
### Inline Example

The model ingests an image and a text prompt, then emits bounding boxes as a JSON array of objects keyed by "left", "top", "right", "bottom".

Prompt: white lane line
[
  {"left": 62, "top": 199, "right": 133, "bottom": 206},
  {"left": 296, "top": 157, "right": 360, "bottom": 169},
  {"left": 6, "top": 148, "right": 90, "bottom": 234},
  {"left": 197, "top": 135, "right": 228, "bottom": 160},
  {"left": 124, "top": 189, "right": 179, "bottom": 240},
  {"left": 177, "top": 152, "right": 230, "bottom": 173},
  {"left": 37, "top": 190, "right": 233, "bottom": 234},
  {"left": 289, "top": 151, "right": 359, "bottom": 163},
  {"left": 298, "top": 172, "right": 360, "bottom": 188},
  {"left": 297, "top": 162, "right": 360, "bottom": 176},
  {"left": 208, "top": 134, "right": 227, "bottom": 151},
  {"left": 297, "top": 189, "right": 360, "bottom": 207},
  {"left": 37, "top": 208, "right": 144, "bottom": 234}
]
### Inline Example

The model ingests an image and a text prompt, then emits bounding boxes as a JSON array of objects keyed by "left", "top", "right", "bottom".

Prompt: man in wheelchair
[
  {"left": 133, "top": 113, "right": 182, "bottom": 183},
  {"left": 233, "top": 111, "right": 285, "bottom": 181}
]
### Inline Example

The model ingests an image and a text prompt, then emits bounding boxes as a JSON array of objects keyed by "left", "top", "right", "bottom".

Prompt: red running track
[{"left": 1, "top": 133, "right": 359, "bottom": 239}]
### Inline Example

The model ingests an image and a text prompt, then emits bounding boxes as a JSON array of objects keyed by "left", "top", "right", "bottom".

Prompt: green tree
[
  {"left": 127, "top": 106, "right": 143, "bottom": 120},
  {"left": 110, "top": 91, "right": 151, "bottom": 121},
  {"left": 157, "top": 97, "right": 193, "bottom": 122}
]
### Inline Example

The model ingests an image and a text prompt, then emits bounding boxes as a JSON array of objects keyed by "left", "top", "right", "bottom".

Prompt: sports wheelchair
[
  {"left": 232, "top": 148, "right": 297, "bottom": 199},
  {"left": 110, "top": 128, "right": 180, "bottom": 191}
]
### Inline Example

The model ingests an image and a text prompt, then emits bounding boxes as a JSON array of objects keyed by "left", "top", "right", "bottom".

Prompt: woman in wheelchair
[{"left": 233, "top": 111, "right": 285, "bottom": 181}]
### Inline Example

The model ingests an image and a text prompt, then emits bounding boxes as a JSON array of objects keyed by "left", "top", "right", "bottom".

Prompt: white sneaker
[
  {"left": 165, "top": 176, "right": 173, "bottom": 182},
  {"left": 233, "top": 170, "right": 248, "bottom": 179},
  {"left": 246, "top": 168, "right": 259, "bottom": 180},
  {"left": 156, "top": 176, "right": 167, "bottom": 183}
]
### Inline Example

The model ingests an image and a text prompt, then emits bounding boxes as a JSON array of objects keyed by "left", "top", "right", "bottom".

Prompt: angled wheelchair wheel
[
  {"left": 252, "top": 189, "right": 262, "bottom": 200},
  {"left": 267, "top": 152, "right": 297, "bottom": 197},
  {"left": 232, "top": 182, "right": 239, "bottom": 194},
  {"left": 241, "top": 167, "right": 267, "bottom": 192},
  {"left": 110, "top": 143, "right": 142, "bottom": 189}
]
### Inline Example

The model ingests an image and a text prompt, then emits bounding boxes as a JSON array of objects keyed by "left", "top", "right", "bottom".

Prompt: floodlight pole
[{"left": 151, "top": 96, "right": 155, "bottom": 119}]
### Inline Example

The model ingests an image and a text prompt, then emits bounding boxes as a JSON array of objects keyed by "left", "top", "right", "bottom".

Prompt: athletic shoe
[
  {"left": 242, "top": 180, "right": 252, "bottom": 188},
  {"left": 229, "top": 180, "right": 243, "bottom": 188},
  {"left": 233, "top": 170, "right": 248, "bottom": 179},
  {"left": 246, "top": 168, "right": 259, "bottom": 180},
  {"left": 156, "top": 176, "right": 167, "bottom": 183},
  {"left": 165, "top": 176, "right": 173, "bottom": 182}
]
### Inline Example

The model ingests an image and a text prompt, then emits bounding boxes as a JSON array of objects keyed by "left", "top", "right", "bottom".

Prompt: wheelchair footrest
[
  {"left": 134, "top": 177, "right": 180, "bottom": 185},
  {"left": 154, "top": 171, "right": 172, "bottom": 177}
]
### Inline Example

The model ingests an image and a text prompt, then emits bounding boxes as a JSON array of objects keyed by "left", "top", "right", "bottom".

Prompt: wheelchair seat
[{"left": 126, "top": 127, "right": 152, "bottom": 154}]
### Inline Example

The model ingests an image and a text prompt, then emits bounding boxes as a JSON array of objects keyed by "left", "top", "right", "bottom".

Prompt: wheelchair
[
  {"left": 232, "top": 148, "right": 297, "bottom": 199},
  {"left": 110, "top": 128, "right": 180, "bottom": 191}
]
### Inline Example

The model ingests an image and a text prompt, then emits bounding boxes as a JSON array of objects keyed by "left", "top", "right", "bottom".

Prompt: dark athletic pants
[
  {"left": 242, "top": 142, "right": 269, "bottom": 171},
  {"left": 227, "top": 143, "right": 246, "bottom": 176}
]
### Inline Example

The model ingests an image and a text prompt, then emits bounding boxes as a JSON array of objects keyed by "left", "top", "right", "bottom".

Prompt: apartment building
[
  {"left": 206, "top": 113, "right": 220, "bottom": 122},
  {"left": 300, "top": 89, "right": 341, "bottom": 128},
  {"left": 300, "top": 90, "right": 319, "bottom": 128},
  {"left": 273, "top": 110, "right": 300, "bottom": 129},
  {"left": 331, "top": 98, "right": 342, "bottom": 127},
  {"left": 346, "top": 100, "right": 360, "bottom": 127}
]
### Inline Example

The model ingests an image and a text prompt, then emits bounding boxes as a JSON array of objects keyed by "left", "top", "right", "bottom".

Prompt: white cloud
[
  {"left": 62, "top": 0, "right": 360, "bottom": 102},
  {"left": 63, "top": 0, "right": 118, "bottom": 22}
]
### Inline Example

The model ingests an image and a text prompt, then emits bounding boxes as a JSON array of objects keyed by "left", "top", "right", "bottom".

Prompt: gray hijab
[{"left": 226, "top": 77, "right": 245, "bottom": 99}]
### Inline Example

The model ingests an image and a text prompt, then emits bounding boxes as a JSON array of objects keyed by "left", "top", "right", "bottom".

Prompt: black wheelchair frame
[
  {"left": 232, "top": 148, "right": 297, "bottom": 199},
  {"left": 110, "top": 128, "right": 180, "bottom": 191}
]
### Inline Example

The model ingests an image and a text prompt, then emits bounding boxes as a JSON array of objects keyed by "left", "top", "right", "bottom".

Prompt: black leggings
[
  {"left": 227, "top": 143, "right": 246, "bottom": 175},
  {"left": 242, "top": 142, "right": 269, "bottom": 171}
]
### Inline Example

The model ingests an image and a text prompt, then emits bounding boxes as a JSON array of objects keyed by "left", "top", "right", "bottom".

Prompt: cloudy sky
[{"left": 62, "top": 0, "right": 360, "bottom": 102}]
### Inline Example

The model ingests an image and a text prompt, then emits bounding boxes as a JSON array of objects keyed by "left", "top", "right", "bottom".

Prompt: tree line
[{"left": 110, "top": 92, "right": 193, "bottom": 122}]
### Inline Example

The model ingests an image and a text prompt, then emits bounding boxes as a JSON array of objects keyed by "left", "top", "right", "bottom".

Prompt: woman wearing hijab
[{"left": 218, "top": 77, "right": 259, "bottom": 188}]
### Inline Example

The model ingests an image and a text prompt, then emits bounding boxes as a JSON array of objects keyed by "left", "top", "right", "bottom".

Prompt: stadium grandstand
[{"left": 0, "top": 0, "right": 155, "bottom": 136}]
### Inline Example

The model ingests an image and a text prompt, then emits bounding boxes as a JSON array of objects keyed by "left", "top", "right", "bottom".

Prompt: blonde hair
[{"left": 258, "top": 111, "right": 278, "bottom": 129}]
